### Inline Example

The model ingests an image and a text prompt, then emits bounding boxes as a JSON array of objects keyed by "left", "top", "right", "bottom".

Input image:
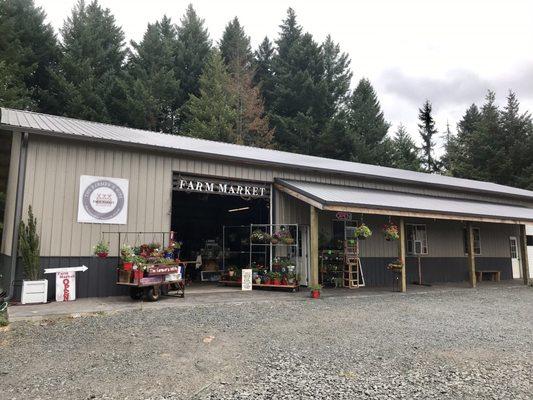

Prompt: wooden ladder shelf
[{"left": 343, "top": 241, "right": 365, "bottom": 288}]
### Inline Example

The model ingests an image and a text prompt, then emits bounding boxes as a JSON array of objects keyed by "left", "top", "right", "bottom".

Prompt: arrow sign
[{"left": 44, "top": 265, "right": 88, "bottom": 274}]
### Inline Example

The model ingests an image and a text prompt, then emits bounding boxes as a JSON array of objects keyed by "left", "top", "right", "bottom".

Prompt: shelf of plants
[{"left": 94, "top": 232, "right": 185, "bottom": 302}]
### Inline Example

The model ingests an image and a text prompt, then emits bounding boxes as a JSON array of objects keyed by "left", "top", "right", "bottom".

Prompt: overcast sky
[{"left": 36, "top": 0, "right": 533, "bottom": 150}]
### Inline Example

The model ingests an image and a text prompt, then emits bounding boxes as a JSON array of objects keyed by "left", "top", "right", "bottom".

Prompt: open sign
[
  {"left": 335, "top": 212, "right": 352, "bottom": 221},
  {"left": 56, "top": 271, "right": 76, "bottom": 302}
]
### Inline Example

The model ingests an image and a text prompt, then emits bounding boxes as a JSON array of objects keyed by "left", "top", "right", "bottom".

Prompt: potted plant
[
  {"left": 228, "top": 266, "right": 236, "bottom": 278},
  {"left": 19, "top": 207, "right": 47, "bottom": 304},
  {"left": 354, "top": 224, "right": 372, "bottom": 240},
  {"left": 93, "top": 240, "right": 110, "bottom": 259},
  {"left": 120, "top": 244, "right": 134, "bottom": 271},
  {"left": 271, "top": 272, "right": 281, "bottom": 285},
  {"left": 387, "top": 259, "right": 404, "bottom": 272},
  {"left": 383, "top": 223, "right": 399, "bottom": 241},
  {"left": 262, "top": 273, "right": 271, "bottom": 285},
  {"left": 309, "top": 284, "right": 322, "bottom": 299},
  {"left": 255, "top": 275, "right": 262, "bottom": 285},
  {"left": 251, "top": 229, "right": 271, "bottom": 244}
]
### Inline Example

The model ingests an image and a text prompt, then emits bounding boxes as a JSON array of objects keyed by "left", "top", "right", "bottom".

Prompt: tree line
[{"left": 1, "top": 0, "right": 532, "bottom": 189}]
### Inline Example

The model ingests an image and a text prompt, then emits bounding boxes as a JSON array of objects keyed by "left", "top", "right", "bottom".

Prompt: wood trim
[
  {"left": 309, "top": 205, "right": 319, "bottom": 287},
  {"left": 466, "top": 222, "right": 476, "bottom": 288},
  {"left": 322, "top": 204, "right": 525, "bottom": 225},
  {"left": 399, "top": 218, "right": 406, "bottom": 293},
  {"left": 519, "top": 224, "right": 530, "bottom": 285},
  {"left": 274, "top": 183, "right": 324, "bottom": 210}
]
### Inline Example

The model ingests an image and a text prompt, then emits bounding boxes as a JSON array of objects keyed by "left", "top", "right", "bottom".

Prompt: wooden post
[
  {"left": 309, "top": 205, "right": 319, "bottom": 287},
  {"left": 466, "top": 222, "right": 476, "bottom": 288},
  {"left": 519, "top": 224, "right": 530, "bottom": 285},
  {"left": 399, "top": 218, "right": 406, "bottom": 292}
]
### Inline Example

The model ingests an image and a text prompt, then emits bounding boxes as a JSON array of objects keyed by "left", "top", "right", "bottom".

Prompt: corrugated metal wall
[{"left": 2, "top": 134, "right": 526, "bottom": 258}]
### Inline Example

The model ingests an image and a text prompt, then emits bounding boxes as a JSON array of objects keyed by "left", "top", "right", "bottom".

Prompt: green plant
[
  {"left": 93, "top": 240, "right": 110, "bottom": 255},
  {"left": 354, "top": 224, "right": 372, "bottom": 239},
  {"left": 120, "top": 244, "right": 134, "bottom": 262},
  {"left": 383, "top": 223, "right": 399, "bottom": 241},
  {"left": 18, "top": 206, "right": 41, "bottom": 280},
  {"left": 309, "top": 284, "right": 322, "bottom": 291}
]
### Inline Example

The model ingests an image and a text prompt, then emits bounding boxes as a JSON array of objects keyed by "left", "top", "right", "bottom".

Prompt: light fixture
[{"left": 228, "top": 207, "right": 250, "bottom": 213}]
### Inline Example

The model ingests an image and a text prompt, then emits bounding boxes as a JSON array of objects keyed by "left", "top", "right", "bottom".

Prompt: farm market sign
[{"left": 174, "top": 176, "right": 270, "bottom": 198}]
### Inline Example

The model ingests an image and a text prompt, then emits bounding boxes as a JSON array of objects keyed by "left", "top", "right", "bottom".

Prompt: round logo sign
[{"left": 82, "top": 180, "right": 125, "bottom": 220}]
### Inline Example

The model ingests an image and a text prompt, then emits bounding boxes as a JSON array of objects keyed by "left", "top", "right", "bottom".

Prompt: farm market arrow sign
[{"left": 44, "top": 266, "right": 88, "bottom": 302}]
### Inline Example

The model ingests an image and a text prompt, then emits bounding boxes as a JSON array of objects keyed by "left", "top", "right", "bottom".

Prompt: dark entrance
[{"left": 170, "top": 190, "right": 269, "bottom": 281}]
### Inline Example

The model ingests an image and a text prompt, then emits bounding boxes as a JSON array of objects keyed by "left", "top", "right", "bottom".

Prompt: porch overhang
[{"left": 274, "top": 179, "right": 533, "bottom": 225}]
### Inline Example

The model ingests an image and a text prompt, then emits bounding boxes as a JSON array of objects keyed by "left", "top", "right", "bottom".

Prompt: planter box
[{"left": 21, "top": 280, "right": 48, "bottom": 304}]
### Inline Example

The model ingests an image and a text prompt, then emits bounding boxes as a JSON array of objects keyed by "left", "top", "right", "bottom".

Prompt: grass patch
[{"left": 0, "top": 311, "right": 8, "bottom": 327}]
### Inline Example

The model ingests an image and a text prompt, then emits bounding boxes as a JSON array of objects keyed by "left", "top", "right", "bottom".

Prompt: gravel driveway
[{"left": 1, "top": 285, "right": 532, "bottom": 399}]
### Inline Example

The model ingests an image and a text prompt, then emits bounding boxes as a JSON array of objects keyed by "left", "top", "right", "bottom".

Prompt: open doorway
[{"left": 171, "top": 190, "right": 269, "bottom": 282}]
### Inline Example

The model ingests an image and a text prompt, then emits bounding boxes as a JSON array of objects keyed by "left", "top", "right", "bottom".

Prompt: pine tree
[
  {"left": 174, "top": 4, "right": 211, "bottom": 122},
  {"left": 321, "top": 35, "right": 352, "bottom": 119},
  {"left": 418, "top": 100, "right": 440, "bottom": 173},
  {"left": 253, "top": 36, "right": 275, "bottom": 106},
  {"left": 499, "top": 91, "right": 532, "bottom": 187},
  {"left": 127, "top": 16, "right": 180, "bottom": 132},
  {"left": 391, "top": 124, "right": 421, "bottom": 171},
  {"left": 0, "top": 0, "right": 59, "bottom": 111},
  {"left": 49, "top": 0, "right": 127, "bottom": 122},
  {"left": 219, "top": 17, "right": 253, "bottom": 70},
  {"left": 345, "top": 78, "right": 392, "bottom": 166},
  {"left": 268, "top": 8, "right": 327, "bottom": 154},
  {"left": 182, "top": 51, "right": 236, "bottom": 142},
  {"left": 0, "top": 61, "right": 34, "bottom": 108}
]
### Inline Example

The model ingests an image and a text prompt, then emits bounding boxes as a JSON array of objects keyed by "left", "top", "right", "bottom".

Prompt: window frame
[
  {"left": 406, "top": 224, "right": 429, "bottom": 255},
  {"left": 463, "top": 227, "right": 482, "bottom": 256}
]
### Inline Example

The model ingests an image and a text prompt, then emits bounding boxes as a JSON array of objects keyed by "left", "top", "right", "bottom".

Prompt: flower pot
[
  {"left": 271, "top": 239, "right": 279, "bottom": 244},
  {"left": 357, "top": 236, "right": 366, "bottom": 241},
  {"left": 97, "top": 252, "right": 108, "bottom": 259},
  {"left": 272, "top": 279, "right": 280, "bottom": 285},
  {"left": 229, "top": 270, "right": 235, "bottom": 277},
  {"left": 283, "top": 238, "right": 295, "bottom": 245},
  {"left": 21, "top": 280, "right": 48, "bottom": 304},
  {"left": 133, "top": 270, "right": 144, "bottom": 282},
  {"left": 263, "top": 279, "right": 271, "bottom": 285},
  {"left": 311, "top": 290, "right": 320, "bottom": 299},
  {"left": 118, "top": 270, "right": 132, "bottom": 283},
  {"left": 288, "top": 278, "right": 295, "bottom": 285},
  {"left": 123, "top": 262, "right": 133, "bottom": 271},
  {"left": 255, "top": 278, "right": 262, "bottom": 285}
]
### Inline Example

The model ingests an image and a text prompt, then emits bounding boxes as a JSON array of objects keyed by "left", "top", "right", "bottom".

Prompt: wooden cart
[{"left": 117, "top": 264, "right": 185, "bottom": 301}]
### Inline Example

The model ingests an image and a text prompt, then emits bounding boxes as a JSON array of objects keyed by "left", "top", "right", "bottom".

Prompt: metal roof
[
  {"left": 2, "top": 107, "right": 533, "bottom": 201},
  {"left": 276, "top": 179, "right": 533, "bottom": 223}
]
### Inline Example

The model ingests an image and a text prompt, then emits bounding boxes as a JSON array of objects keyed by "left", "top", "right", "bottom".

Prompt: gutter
[{"left": 4, "top": 132, "right": 28, "bottom": 302}]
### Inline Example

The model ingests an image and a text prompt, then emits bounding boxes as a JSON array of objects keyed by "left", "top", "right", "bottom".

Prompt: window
[
  {"left": 407, "top": 224, "right": 428, "bottom": 255},
  {"left": 527, "top": 235, "right": 533, "bottom": 246},
  {"left": 463, "top": 227, "right": 481, "bottom": 255}
]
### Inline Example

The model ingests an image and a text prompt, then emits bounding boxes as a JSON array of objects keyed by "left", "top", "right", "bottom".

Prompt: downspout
[{"left": 4, "top": 131, "right": 28, "bottom": 302}]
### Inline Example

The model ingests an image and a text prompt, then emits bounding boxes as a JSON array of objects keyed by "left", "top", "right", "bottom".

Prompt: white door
[
  {"left": 509, "top": 236, "right": 521, "bottom": 279},
  {"left": 298, "top": 226, "right": 310, "bottom": 286}
]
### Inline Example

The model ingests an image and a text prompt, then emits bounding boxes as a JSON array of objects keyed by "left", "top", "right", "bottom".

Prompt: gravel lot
[{"left": 1, "top": 285, "right": 532, "bottom": 400}]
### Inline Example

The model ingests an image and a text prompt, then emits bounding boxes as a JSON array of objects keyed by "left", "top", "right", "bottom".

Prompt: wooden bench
[{"left": 475, "top": 270, "right": 501, "bottom": 282}]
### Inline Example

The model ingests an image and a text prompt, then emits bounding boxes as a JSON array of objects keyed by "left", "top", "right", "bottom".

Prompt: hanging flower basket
[
  {"left": 383, "top": 223, "right": 399, "bottom": 241},
  {"left": 354, "top": 224, "right": 372, "bottom": 240},
  {"left": 93, "top": 240, "right": 110, "bottom": 259}
]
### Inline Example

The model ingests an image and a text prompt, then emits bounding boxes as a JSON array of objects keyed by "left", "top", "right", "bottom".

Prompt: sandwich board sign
[
  {"left": 44, "top": 266, "right": 88, "bottom": 302},
  {"left": 241, "top": 269, "right": 252, "bottom": 291}
]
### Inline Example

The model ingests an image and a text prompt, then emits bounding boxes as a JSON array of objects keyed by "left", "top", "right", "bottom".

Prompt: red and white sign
[
  {"left": 335, "top": 212, "right": 352, "bottom": 221},
  {"left": 56, "top": 271, "right": 76, "bottom": 302}
]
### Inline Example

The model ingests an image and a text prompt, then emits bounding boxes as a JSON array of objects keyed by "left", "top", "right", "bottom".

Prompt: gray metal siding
[
  {"left": 20, "top": 135, "right": 525, "bottom": 258},
  {"left": 23, "top": 136, "right": 172, "bottom": 257}
]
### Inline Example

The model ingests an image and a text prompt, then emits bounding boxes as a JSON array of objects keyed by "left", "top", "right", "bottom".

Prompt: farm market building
[{"left": 0, "top": 107, "right": 532, "bottom": 300}]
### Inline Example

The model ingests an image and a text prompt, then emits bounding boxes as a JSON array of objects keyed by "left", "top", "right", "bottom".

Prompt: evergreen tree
[
  {"left": 345, "top": 78, "right": 392, "bottom": 166},
  {"left": 391, "top": 124, "right": 421, "bottom": 171},
  {"left": 219, "top": 17, "right": 252, "bottom": 70},
  {"left": 49, "top": 0, "right": 127, "bottom": 122},
  {"left": 321, "top": 35, "right": 352, "bottom": 118},
  {"left": 0, "top": 61, "right": 33, "bottom": 108},
  {"left": 268, "top": 8, "right": 327, "bottom": 154},
  {"left": 418, "top": 100, "right": 440, "bottom": 173},
  {"left": 253, "top": 36, "right": 275, "bottom": 106},
  {"left": 127, "top": 16, "right": 180, "bottom": 132},
  {"left": 174, "top": 4, "right": 211, "bottom": 123},
  {"left": 182, "top": 51, "right": 236, "bottom": 142},
  {"left": 0, "top": 0, "right": 59, "bottom": 111}
]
